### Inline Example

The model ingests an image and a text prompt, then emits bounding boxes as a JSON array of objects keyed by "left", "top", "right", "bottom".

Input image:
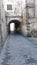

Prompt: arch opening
[
  {"left": 7, "top": 20, "right": 21, "bottom": 34},
  {"left": 10, "top": 23, "right": 15, "bottom": 32}
]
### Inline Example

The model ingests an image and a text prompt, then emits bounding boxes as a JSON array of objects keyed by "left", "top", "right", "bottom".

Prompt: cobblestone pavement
[{"left": 0, "top": 34, "right": 37, "bottom": 65}]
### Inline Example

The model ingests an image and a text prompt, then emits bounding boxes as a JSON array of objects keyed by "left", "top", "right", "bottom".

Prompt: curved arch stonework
[
  {"left": 7, "top": 19, "right": 21, "bottom": 34},
  {"left": 6, "top": 16, "right": 22, "bottom": 25}
]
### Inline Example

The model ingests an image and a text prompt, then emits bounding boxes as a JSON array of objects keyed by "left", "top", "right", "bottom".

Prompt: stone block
[
  {"left": 28, "top": 18, "right": 35, "bottom": 23},
  {"left": 35, "top": 7, "right": 37, "bottom": 17},
  {"left": 35, "top": 0, "right": 37, "bottom": 6},
  {"left": 0, "top": 24, "right": 1, "bottom": 40},
  {"left": 30, "top": 22, "right": 37, "bottom": 32},
  {"left": 21, "top": 25, "right": 28, "bottom": 36},
  {"left": 26, "top": 18, "right": 37, "bottom": 32},
  {"left": 26, "top": 0, "right": 35, "bottom": 5},
  {"left": 27, "top": 8, "right": 35, "bottom": 18},
  {"left": 22, "top": 8, "right": 26, "bottom": 25}
]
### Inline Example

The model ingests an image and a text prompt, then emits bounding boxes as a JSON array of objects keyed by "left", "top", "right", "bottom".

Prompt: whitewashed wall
[{"left": 3, "top": 0, "right": 26, "bottom": 16}]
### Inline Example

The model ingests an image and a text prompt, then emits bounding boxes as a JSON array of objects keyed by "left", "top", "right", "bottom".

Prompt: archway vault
[
  {"left": 6, "top": 16, "right": 22, "bottom": 25},
  {"left": 7, "top": 19, "right": 21, "bottom": 34}
]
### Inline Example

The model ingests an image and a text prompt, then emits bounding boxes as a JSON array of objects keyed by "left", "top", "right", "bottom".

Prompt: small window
[{"left": 7, "top": 5, "right": 12, "bottom": 10}]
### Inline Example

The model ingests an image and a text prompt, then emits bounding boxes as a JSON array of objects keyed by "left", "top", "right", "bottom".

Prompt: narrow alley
[
  {"left": 0, "top": 34, "right": 37, "bottom": 65},
  {"left": 0, "top": 0, "right": 37, "bottom": 65}
]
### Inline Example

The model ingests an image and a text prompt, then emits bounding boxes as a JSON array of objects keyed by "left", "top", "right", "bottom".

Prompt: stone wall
[
  {"left": 21, "top": 0, "right": 37, "bottom": 37},
  {"left": 0, "top": 36, "right": 1, "bottom": 53},
  {"left": 0, "top": 0, "right": 7, "bottom": 53},
  {"left": 21, "top": 8, "right": 28, "bottom": 36}
]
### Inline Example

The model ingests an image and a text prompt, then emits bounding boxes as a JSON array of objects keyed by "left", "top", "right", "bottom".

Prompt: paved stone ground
[{"left": 0, "top": 34, "right": 37, "bottom": 65}]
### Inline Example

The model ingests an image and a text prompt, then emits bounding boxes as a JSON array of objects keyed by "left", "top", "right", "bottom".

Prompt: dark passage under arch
[{"left": 8, "top": 20, "right": 21, "bottom": 34}]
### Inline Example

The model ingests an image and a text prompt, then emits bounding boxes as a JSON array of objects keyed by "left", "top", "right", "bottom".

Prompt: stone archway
[{"left": 7, "top": 19, "right": 21, "bottom": 34}]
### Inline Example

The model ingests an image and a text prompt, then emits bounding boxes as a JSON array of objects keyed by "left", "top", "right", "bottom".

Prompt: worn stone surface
[
  {"left": 21, "top": 25, "right": 28, "bottom": 36},
  {"left": 26, "top": 0, "right": 35, "bottom": 5},
  {"left": 35, "top": 0, "right": 37, "bottom": 6},
  {"left": 35, "top": 7, "right": 37, "bottom": 17},
  {"left": 0, "top": 24, "right": 1, "bottom": 53},
  {"left": 0, "top": 0, "right": 37, "bottom": 54},
  {"left": 0, "top": 0, "right": 8, "bottom": 53},
  {"left": 27, "top": 8, "right": 35, "bottom": 18},
  {"left": 0, "top": 34, "right": 37, "bottom": 65}
]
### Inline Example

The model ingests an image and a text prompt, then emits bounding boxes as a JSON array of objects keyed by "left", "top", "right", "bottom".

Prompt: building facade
[
  {"left": 0, "top": 0, "right": 37, "bottom": 53},
  {"left": 0, "top": 0, "right": 7, "bottom": 53}
]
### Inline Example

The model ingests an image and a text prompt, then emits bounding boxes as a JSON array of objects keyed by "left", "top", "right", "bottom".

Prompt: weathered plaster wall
[
  {"left": 21, "top": 0, "right": 37, "bottom": 37},
  {"left": 21, "top": 8, "right": 28, "bottom": 36},
  {"left": 0, "top": 0, "right": 7, "bottom": 53}
]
